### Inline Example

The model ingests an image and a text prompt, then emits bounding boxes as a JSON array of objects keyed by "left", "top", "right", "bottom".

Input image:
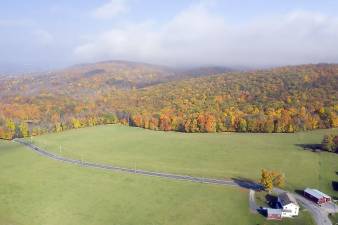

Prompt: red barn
[
  {"left": 266, "top": 208, "right": 282, "bottom": 220},
  {"left": 304, "top": 188, "right": 331, "bottom": 205}
]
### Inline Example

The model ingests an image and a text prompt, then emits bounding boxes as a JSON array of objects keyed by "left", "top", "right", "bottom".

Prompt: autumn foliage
[
  {"left": 260, "top": 169, "right": 285, "bottom": 192},
  {"left": 0, "top": 63, "right": 337, "bottom": 139}
]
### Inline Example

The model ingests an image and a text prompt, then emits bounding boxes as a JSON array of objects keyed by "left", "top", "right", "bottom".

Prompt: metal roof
[
  {"left": 267, "top": 208, "right": 282, "bottom": 215},
  {"left": 304, "top": 188, "right": 331, "bottom": 199}
]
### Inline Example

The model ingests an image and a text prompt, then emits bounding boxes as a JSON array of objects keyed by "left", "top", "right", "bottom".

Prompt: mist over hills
[{"left": 0, "top": 60, "right": 235, "bottom": 97}]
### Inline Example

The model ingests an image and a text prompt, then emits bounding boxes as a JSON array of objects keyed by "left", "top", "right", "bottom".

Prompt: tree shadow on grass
[
  {"left": 295, "top": 189, "right": 304, "bottom": 196},
  {"left": 333, "top": 181, "right": 338, "bottom": 191},
  {"left": 295, "top": 144, "right": 322, "bottom": 152},
  {"left": 231, "top": 177, "right": 263, "bottom": 191}
]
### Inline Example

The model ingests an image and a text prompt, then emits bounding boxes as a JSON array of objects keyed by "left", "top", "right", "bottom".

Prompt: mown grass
[
  {"left": 31, "top": 125, "right": 338, "bottom": 195},
  {"left": 0, "top": 140, "right": 315, "bottom": 225}
]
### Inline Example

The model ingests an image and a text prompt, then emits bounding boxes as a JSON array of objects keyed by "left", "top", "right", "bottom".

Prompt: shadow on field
[
  {"left": 257, "top": 208, "right": 267, "bottom": 217},
  {"left": 295, "top": 144, "right": 322, "bottom": 152},
  {"left": 333, "top": 181, "right": 338, "bottom": 191},
  {"left": 232, "top": 177, "right": 263, "bottom": 191},
  {"left": 295, "top": 189, "right": 304, "bottom": 196}
]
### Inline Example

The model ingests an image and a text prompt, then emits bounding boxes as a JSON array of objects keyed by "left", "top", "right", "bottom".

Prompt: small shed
[
  {"left": 266, "top": 208, "right": 282, "bottom": 220},
  {"left": 304, "top": 188, "right": 331, "bottom": 205}
]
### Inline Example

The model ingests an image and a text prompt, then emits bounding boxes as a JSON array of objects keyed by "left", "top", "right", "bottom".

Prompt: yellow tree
[
  {"left": 55, "top": 123, "right": 63, "bottom": 132},
  {"left": 71, "top": 118, "right": 82, "bottom": 129},
  {"left": 6, "top": 119, "right": 16, "bottom": 139},
  {"left": 260, "top": 169, "right": 273, "bottom": 192},
  {"left": 261, "top": 169, "right": 286, "bottom": 191},
  {"left": 19, "top": 122, "right": 29, "bottom": 137},
  {"left": 273, "top": 173, "right": 285, "bottom": 188}
]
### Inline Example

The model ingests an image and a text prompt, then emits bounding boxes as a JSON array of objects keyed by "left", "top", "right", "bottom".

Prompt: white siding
[{"left": 281, "top": 203, "right": 299, "bottom": 218}]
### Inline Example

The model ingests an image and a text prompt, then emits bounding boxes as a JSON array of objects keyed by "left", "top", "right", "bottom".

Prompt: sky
[{"left": 1, "top": 0, "right": 338, "bottom": 72}]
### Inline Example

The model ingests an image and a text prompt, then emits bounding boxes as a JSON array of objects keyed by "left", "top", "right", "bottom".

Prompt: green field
[
  {"left": 31, "top": 125, "right": 338, "bottom": 195},
  {"left": 0, "top": 140, "right": 315, "bottom": 225}
]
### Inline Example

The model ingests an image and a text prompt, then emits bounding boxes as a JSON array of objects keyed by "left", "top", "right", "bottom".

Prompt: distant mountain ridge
[{"left": 0, "top": 60, "right": 236, "bottom": 98}]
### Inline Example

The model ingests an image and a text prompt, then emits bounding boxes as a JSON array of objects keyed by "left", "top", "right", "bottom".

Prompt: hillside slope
[
  {"left": 0, "top": 63, "right": 337, "bottom": 138},
  {"left": 0, "top": 61, "right": 233, "bottom": 98}
]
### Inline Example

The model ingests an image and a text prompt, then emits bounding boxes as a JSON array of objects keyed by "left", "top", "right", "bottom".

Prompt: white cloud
[
  {"left": 75, "top": 3, "right": 338, "bottom": 67},
  {"left": 92, "top": 0, "right": 129, "bottom": 19}
]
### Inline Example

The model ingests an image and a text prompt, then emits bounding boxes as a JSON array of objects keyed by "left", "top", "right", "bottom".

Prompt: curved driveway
[{"left": 14, "top": 139, "right": 336, "bottom": 225}]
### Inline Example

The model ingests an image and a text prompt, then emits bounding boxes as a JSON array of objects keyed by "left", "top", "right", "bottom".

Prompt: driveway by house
[{"left": 249, "top": 189, "right": 259, "bottom": 214}]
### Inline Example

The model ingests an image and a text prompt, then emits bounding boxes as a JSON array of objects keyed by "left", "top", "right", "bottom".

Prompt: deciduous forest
[{"left": 0, "top": 61, "right": 337, "bottom": 139}]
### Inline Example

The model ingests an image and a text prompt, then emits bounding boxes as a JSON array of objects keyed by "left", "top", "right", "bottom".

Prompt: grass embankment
[{"left": 31, "top": 125, "right": 338, "bottom": 195}]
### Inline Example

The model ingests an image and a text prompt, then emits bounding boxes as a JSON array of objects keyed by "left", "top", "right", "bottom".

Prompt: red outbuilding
[
  {"left": 304, "top": 188, "right": 331, "bottom": 205},
  {"left": 266, "top": 208, "right": 282, "bottom": 220}
]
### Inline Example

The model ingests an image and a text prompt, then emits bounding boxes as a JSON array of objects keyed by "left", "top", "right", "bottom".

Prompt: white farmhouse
[{"left": 277, "top": 192, "right": 299, "bottom": 217}]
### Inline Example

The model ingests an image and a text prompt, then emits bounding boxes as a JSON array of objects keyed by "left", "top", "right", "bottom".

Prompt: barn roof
[
  {"left": 278, "top": 192, "right": 299, "bottom": 206},
  {"left": 304, "top": 188, "right": 331, "bottom": 200}
]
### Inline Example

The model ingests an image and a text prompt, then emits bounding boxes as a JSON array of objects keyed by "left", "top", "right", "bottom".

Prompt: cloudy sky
[{"left": 1, "top": 0, "right": 338, "bottom": 72}]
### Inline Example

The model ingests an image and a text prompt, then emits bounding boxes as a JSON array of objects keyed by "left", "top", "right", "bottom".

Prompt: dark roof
[{"left": 278, "top": 192, "right": 299, "bottom": 206}]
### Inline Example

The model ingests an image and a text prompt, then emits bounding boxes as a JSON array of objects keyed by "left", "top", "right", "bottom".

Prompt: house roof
[
  {"left": 267, "top": 208, "right": 282, "bottom": 215},
  {"left": 278, "top": 192, "right": 299, "bottom": 206},
  {"left": 304, "top": 188, "right": 331, "bottom": 200}
]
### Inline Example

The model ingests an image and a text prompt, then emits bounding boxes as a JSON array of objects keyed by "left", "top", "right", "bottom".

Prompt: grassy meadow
[
  {"left": 31, "top": 125, "right": 338, "bottom": 195},
  {"left": 0, "top": 140, "right": 315, "bottom": 225}
]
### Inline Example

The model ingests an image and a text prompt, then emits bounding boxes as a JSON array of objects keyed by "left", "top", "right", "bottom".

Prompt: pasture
[
  {"left": 0, "top": 141, "right": 315, "bottom": 225},
  {"left": 31, "top": 125, "right": 338, "bottom": 195}
]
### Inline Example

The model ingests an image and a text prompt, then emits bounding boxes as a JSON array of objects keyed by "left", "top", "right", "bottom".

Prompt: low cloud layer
[{"left": 75, "top": 3, "right": 338, "bottom": 67}]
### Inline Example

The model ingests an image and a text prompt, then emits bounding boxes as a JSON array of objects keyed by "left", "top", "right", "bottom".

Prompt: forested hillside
[{"left": 0, "top": 62, "right": 337, "bottom": 139}]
